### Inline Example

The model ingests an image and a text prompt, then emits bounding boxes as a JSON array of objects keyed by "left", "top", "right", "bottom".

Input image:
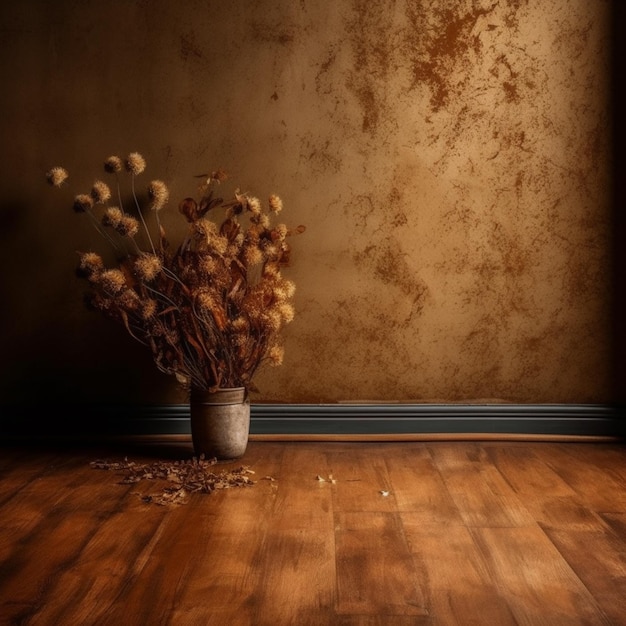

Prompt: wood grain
[
  {"left": 472, "top": 526, "right": 612, "bottom": 625},
  {"left": 543, "top": 524, "right": 626, "bottom": 626},
  {"left": 401, "top": 519, "right": 517, "bottom": 625},
  {"left": 334, "top": 511, "right": 428, "bottom": 617},
  {"left": 0, "top": 440, "right": 624, "bottom": 625},
  {"left": 429, "top": 443, "right": 535, "bottom": 527}
]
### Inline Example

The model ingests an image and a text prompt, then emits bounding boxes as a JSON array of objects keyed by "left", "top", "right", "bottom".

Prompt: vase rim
[{"left": 190, "top": 387, "right": 248, "bottom": 404}]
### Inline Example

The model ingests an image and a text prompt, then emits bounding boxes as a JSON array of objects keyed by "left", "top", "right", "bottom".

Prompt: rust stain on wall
[
  {"left": 344, "top": 0, "right": 395, "bottom": 133},
  {"left": 404, "top": 3, "right": 495, "bottom": 111},
  {"left": 353, "top": 238, "right": 428, "bottom": 323}
]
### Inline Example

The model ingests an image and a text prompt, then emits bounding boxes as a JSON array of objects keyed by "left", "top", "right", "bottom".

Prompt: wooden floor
[{"left": 0, "top": 440, "right": 625, "bottom": 625}]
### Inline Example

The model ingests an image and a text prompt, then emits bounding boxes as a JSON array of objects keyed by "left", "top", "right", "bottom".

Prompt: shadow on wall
[{"left": 611, "top": 0, "right": 626, "bottom": 439}]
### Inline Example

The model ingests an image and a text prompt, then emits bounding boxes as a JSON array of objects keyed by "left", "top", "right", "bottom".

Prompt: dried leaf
[
  {"left": 91, "top": 456, "right": 255, "bottom": 506},
  {"left": 316, "top": 474, "right": 336, "bottom": 484}
]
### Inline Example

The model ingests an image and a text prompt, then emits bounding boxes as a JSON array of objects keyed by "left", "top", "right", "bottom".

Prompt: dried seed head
[
  {"left": 104, "top": 156, "right": 123, "bottom": 174},
  {"left": 117, "top": 289, "right": 140, "bottom": 311},
  {"left": 197, "top": 290, "right": 218, "bottom": 312},
  {"left": 262, "top": 263, "right": 281, "bottom": 279},
  {"left": 213, "top": 234, "right": 229, "bottom": 256},
  {"left": 85, "top": 291, "right": 112, "bottom": 312},
  {"left": 73, "top": 194, "right": 94, "bottom": 213},
  {"left": 102, "top": 206, "right": 123, "bottom": 228},
  {"left": 195, "top": 222, "right": 228, "bottom": 255},
  {"left": 273, "top": 279, "right": 297, "bottom": 303},
  {"left": 250, "top": 213, "right": 270, "bottom": 228},
  {"left": 263, "top": 310, "right": 282, "bottom": 332},
  {"left": 134, "top": 253, "right": 162, "bottom": 281},
  {"left": 230, "top": 316, "right": 248, "bottom": 333},
  {"left": 91, "top": 180, "right": 111, "bottom": 204},
  {"left": 272, "top": 285, "right": 287, "bottom": 302},
  {"left": 272, "top": 224, "right": 288, "bottom": 241},
  {"left": 247, "top": 196, "right": 262, "bottom": 215},
  {"left": 199, "top": 254, "right": 217, "bottom": 275},
  {"left": 268, "top": 194, "right": 283, "bottom": 213},
  {"left": 99, "top": 269, "right": 127, "bottom": 294},
  {"left": 279, "top": 303, "right": 295, "bottom": 323},
  {"left": 46, "top": 166, "right": 69, "bottom": 187},
  {"left": 141, "top": 298, "right": 158, "bottom": 320},
  {"left": 282, "top": 279, "right": 296, "bottom": 298},
  {"left": 125, "top": 152, "right": 146, "bottom": 175},
  {"left": 260, "top": 240, "right": 279, "bottom": 260},
  {"left": 117, "top": 215, "right": 140, "bottom": 237},
  {"left": 243, "top": 244, "right": 263, "bottom": 266},
  {"left": 77, "top": 252, "right": 104, "bottom": 279},
  {"left": 241, "top": 297, "right": 262, "bottom": 320},
  {"left": 194, "top": 219, "right": 218, "bottom": 238},
  {"left": 148, "top": 180, "right": 169, "bottom": 211},
  {"left": 267, "top": 345, "right": 284, "bottom": 366}
]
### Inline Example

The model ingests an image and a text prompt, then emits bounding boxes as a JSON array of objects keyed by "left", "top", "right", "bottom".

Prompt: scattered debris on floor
[
  {"left": 90, "top": 455, "right": 255, "bottom": 505},
  {"left": 315, "top": 473, "right": 337, "bottom": 484}
]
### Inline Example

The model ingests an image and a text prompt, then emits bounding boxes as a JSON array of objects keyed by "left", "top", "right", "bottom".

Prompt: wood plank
[
  {"left": 268, "top": 443, "right": 335, "bottom": 527},
  {"left": 429, "top": 443, "right": 534, "bottom": 527},
  {"left": 0, "top": 508, "right": 105, "bottom": 624},
  {"left": 486, "top": 443, "right": 608, "bottom": 530},
  {"left": 543, "top": 521, "right": 626, "bottom": 626},
  {"left": 0, "top": 453, "right": 132, "bottom": 564},
  {"left": 26, "top": 506, "right": 169, "bottom": 625},
  {"left": 601, "top": 511, "right": 626, "bottom": 538},
  {"left": 524, "top": 495, "right": 610, "bottom": 531},
  {"left": 0, "top": 448, "right": 84, "bottom": 508},
  {"left": 553, "top": 443, "right": 626, "bottom": 483},
  {"left": 383, "top": 444, "right": 463, "bottom": 524},
  {"left": 334, "top": 511, "right": 428, "bottom": 617},
  {"left": 325, "top": 443, "right": 397, "bottom": 513},
  {"left": 533, "top": 444, "right": 626, "bottom": 512},
  {"left": 250, "top": 444, "right": 337, "bottom": 625},
  {"left": 486, "top": 444, "right": 577, "bottom": 497},
  {"left": 401, "top": 517, "right": 517, "bottom": 625},
  {"left": 334, "top": 616, "right": 432, "bottom": 625},
  {"left": 472, "top": 526, "right": 612, "bottom": 625},
  {"left": 0, "top": 447, "right": 52, "bottom": 497}
]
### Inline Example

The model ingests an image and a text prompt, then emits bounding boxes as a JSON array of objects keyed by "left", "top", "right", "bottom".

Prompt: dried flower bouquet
[{"left": 46, "top": 153, "right": 304, "bottom": 393}]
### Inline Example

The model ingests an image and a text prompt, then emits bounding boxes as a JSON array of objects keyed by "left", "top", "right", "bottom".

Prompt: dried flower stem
[
  {"left": 85, "top": 207, "right": 123, "bottom": 253},
  {"left": 131, "top": 175, "right": 156, "bottom": 255}
]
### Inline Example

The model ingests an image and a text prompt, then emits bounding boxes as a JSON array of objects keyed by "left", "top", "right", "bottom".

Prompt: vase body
[{"left": 189, "top": 387, "right": 250, "bottom": 460}]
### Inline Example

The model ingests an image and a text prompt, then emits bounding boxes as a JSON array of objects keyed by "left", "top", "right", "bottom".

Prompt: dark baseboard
[
  {"left": 0, "top": 403, "right": 622, "bottom": 441},
  {"left": 250, "top": 404, "right": 620, "bottom": 437}
]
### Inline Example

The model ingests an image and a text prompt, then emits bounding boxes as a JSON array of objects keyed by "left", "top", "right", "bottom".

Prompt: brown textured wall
[{"left": 0, "top": 0, "right": 613, "bottom": 406}]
